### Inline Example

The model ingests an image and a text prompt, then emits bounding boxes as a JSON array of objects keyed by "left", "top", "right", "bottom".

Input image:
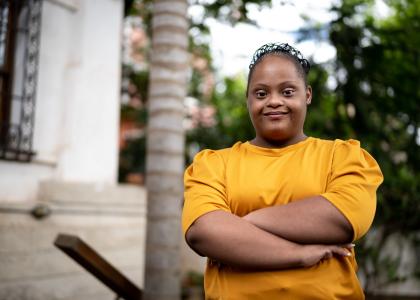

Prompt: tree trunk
[{"left": 144, "top": 1, "right": 189, "bottom": 299}]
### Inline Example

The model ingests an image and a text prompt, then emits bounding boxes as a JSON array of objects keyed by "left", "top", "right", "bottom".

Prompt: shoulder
[
  {"left": 303, "top": 137, "right": 336, "bottom": 156},
  {"left": 331, "top": 139, "right": 371, "bottom": 161},
  {"left": 188, "top": 142, "right": 244, "bottom": 171},
  {"left": 308, "top": 137, "right": 362, "bottom": 152},
  {"left": 332, "top": 138, "right": 361, "bottom": 149},
  {"left": 192, "top": 145, "right": 233, "bottom": 165},
  {"left": 193, "top": 142, "right": 245, "bottom": 162},
  {"left": 315, "top": 138, "right": 381, "bottom": 171}
]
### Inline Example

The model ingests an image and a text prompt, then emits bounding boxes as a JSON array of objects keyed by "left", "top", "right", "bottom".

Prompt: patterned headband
[{"left": 249, "top": 42, "right": 311, "bottom": 74}]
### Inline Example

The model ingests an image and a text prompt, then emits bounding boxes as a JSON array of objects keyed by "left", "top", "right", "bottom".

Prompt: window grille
[{"left": 0, "top": 0, "right": 42, "bottom": 162}]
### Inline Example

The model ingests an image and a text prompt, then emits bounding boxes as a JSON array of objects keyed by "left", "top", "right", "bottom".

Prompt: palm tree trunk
[{"left": 144, "top": 1, "right": 189, "bottom": 299}]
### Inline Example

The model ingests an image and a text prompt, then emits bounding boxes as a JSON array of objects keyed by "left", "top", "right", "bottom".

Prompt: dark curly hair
[{"left": 247, "top": 43, "right": 311, "bottom": 95}]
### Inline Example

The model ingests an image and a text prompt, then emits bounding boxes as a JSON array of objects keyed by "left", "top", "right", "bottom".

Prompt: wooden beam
[{"left": 54, "top": 233, "right": 142, "bottom": 300}]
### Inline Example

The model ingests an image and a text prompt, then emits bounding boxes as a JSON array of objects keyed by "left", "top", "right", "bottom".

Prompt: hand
[{"left": 298, "top": 243, "right": 354, "bottom": 268}]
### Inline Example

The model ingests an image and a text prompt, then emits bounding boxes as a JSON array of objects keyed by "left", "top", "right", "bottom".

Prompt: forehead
[{"left": 249, "top": 54, "right": 302, "bottom": 84}]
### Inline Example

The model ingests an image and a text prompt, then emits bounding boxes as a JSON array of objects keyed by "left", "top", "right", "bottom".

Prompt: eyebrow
[{"left": 251, "top": 81, "right": 300, "bottom": 89}]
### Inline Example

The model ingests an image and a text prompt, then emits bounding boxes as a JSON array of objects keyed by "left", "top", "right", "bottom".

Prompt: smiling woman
[
  {"left": 182, "top": 42, "right": 384, "bottom": 299},
  {"left": 246, "top": 45, "right": 312, "bottom": 148}
]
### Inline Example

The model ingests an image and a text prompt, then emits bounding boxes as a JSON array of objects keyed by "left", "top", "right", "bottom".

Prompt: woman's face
[{"left": 247, "top": 54, "right": 312, "bottom": 148}]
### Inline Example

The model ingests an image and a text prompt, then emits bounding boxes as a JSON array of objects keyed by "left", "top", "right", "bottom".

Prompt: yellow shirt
[{"left": 182, "top": 137, "right": 383, "bottom": 300}]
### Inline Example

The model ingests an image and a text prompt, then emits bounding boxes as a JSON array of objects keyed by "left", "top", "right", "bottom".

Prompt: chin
[
  {"left": 263, "top": 127, "right": 290, "bottom": 139},
  {"left": 263, "top": 133, "right": 290, "bottom": 143}
]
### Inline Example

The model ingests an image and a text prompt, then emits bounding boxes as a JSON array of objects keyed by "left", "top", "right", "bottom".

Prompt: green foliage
[
  {"left": 119, "top": 133, "right": 146, "bottom": 182},
  {"left": 190, "top": 0, "right": 272, "bottom": 24},
  {"left": 302, "top": 0, "right": 420, "bottom": 290},
  {"left": 181, "top": 271, "right": 204, "bottom": 300},
  {"left": 297, "top": 0, "right": 420, "bottom": 235},
  {"left": 327, "top": 0, "right": 420, "bottom": 232},
  {"left": 186, "top": 76, "right": 254, "bottom": 162},
  {"left": 126, "top": 0, "right": 153, "bottom": 35},
  {"left": 118, "top": 67, "right": 148, "bottom": 183}
]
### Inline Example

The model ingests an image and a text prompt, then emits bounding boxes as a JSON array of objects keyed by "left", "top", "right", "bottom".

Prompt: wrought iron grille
[{"left": 0, "top": 0, "right": 42, "bottom": 162}]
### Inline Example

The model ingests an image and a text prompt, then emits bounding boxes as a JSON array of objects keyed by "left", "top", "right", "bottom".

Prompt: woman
[{"left": 182, "top": 43, "right": 383, "bottom": 299}]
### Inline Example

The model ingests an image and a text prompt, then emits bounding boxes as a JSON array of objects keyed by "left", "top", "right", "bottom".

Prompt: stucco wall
[{"left": 0, "top": 0, "right": 123, "bottom": 203}]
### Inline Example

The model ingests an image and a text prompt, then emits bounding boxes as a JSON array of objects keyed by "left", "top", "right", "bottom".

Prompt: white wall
[
  {"left": 53, "top": 0, "right": 123, "bottom": 183},
  {"left": 0, "top": 0, "right": 124, "bottom": 202},
  {"left": 0, "top": 182, "right": 147, "bottom": 300}
]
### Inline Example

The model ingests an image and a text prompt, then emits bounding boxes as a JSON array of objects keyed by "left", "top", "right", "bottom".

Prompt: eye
[
  {"left": 283, "top": 88, "right": 295, "bottom": 97},
  {"left": 255, "top": 90, "right": 267, "bottom": 98}
]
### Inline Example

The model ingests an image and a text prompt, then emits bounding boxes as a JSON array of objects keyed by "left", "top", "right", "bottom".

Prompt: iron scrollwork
[{"left": 0, "top": 0, "right": 42, "bottom": 162}]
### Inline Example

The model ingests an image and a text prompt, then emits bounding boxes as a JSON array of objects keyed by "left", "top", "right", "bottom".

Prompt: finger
[
  {"left": 324, "top": 251, "right": 333, "bottom": 259},
  {"left": 331, "top": 246, "right": 352, "bottom": 257},
  {"left": 340, "top": 243, "right": 355, "bottom": 250}
]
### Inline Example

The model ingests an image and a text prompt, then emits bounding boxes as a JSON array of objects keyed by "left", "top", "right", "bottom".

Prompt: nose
[{"left": 267, "top": 93, "right": 284, "bottom": 107}]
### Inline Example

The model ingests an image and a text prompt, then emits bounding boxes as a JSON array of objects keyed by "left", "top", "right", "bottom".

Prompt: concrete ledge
[{"left": 0, "top": 181, "right": 146, "bottom": 217}]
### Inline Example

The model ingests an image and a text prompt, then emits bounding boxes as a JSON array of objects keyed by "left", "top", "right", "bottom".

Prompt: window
[{"left": 0, "top": 0, "right": 42, "bottom": 162}]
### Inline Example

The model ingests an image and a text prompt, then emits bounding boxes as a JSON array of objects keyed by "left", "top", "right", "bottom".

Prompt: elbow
[
  {"left": 185, "top": 223, "right": 207, "bottom": 256},
  {"left": 341, "top": 223, "right": 354, "bottom": 243},
  {"left": 334, "top": 213, "right": 354, "bottom": 243},
  {"left": 184, "top": 210, "right": 231, "bottom": 256},
  {"left": 185, "top": 224, "right": 199, "bottom": 247}
]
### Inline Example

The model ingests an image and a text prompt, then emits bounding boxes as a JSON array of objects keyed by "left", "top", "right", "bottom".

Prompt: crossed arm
[
  {"left": 243, "top": 195, "right": 353, "bottom": 244},
  {"left": 185, "top": 195, "right": 354, "bottom": 270}
]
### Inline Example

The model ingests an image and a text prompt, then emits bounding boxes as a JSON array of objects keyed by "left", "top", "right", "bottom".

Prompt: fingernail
[
  {"left": 346, "top": 252, "right": 352, "bottom": 256},
  {"left": 350, "top": 243, "right": 355, "bottom": 248}
]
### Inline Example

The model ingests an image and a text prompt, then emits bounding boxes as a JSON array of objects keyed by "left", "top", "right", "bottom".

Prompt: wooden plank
[{"left": 54, "top": 233, "right": 142, "bottom": 300}]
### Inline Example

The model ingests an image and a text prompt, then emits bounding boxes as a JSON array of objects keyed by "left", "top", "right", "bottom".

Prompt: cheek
[
  {"left": 287, "top": 103, "right": 306, "bottom": 123},
  {"left": 292, "top": 101, "right": 307, "bottom": 113},
  {"left": 248, "top": 101, "right": 260, "bottom": 114},
  {"left": 295, "top": 105, "right": 308, "bottom": 122},
  {"left": 247, "top": 101, "right": 256, "bottom": 120}
]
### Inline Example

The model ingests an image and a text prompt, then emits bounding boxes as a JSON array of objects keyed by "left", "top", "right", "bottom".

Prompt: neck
[{"left": 251, "top": 133, "right": 308, "bottom": 149}]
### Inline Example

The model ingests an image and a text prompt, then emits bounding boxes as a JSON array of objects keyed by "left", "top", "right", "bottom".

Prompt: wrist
[
  {"left": 293, "top": 244, "right": 306, "bottom": 268},
  {"left": 275, "top": 243, "right": 304, "bottom": 269}
]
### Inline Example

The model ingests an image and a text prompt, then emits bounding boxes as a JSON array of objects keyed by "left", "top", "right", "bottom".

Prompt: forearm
[
  {"left": 186, "top": 210, "right": 303, "bottom": 270},
  {"left": 243, "top": 196, "right": 353, "bottom": 244}
]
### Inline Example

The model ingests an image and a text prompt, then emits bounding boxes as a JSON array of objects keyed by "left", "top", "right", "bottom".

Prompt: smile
[{"left": 263, "top": 111, "right": 289, "bottom": 116}]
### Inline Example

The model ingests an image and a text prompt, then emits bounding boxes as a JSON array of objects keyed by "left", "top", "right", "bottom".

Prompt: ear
[{"left": 306, "top": 85, "right": 312, "bottom": 105}]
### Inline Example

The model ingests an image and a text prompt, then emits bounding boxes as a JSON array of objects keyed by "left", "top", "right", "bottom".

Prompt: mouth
[{"left": 263, "top": 111, "right": 289, "bottom": 116}]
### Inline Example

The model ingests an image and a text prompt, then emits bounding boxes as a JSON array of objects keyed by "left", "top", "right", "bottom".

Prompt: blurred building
[{"left": 0, "top": 0, "right": 146, "bottom": 299}]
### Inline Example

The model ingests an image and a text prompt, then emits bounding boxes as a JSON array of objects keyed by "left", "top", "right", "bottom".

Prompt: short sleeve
[
  {"left": 182, "top": 149, "right": 231, "bottom": 236},
  {"left": 321, "top": 139, "right": 384, "bottom": 241}
]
